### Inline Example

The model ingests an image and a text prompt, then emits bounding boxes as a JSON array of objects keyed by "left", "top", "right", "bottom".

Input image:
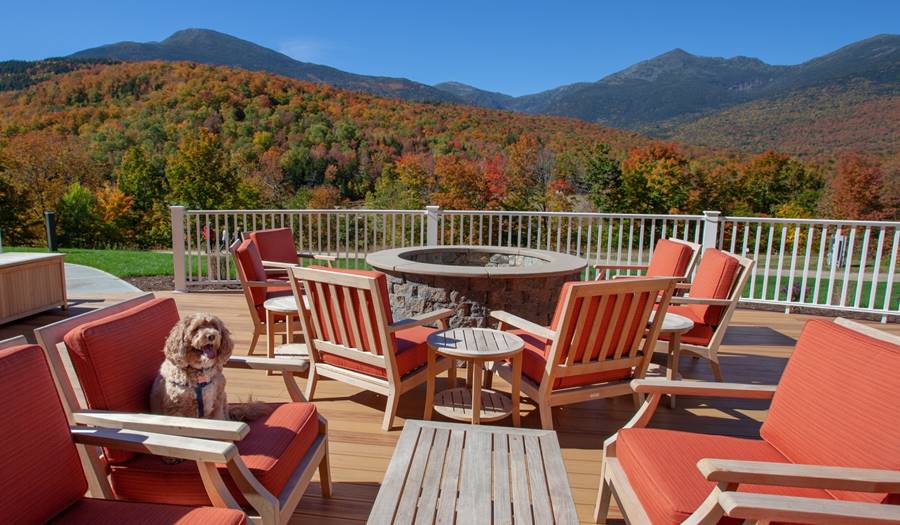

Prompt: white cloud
[{"left": 278, "top": 38, "right": 332, "bottom": 63}]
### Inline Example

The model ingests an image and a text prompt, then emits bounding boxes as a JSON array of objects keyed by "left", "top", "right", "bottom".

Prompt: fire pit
[{"left": 366, "top": 246, "right": 586, "bottom": 328}]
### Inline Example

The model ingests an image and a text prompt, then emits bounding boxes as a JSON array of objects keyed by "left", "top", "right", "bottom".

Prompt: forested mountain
[
  {"left": 0, "top": 57, "right": 115, "bottom": 91},
  {"left": 71, "top": 28, "right": 460, "bottom": 103},
  {"left": 5, "top": 61, "right": 886, "bottom": 251}
]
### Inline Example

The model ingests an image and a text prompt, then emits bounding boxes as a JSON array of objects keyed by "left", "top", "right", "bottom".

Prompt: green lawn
[{"left": 6, "top": 247, "right": 173, "bottom": 278}]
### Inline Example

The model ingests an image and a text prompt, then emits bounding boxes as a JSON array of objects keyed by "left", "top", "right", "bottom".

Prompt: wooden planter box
[{"left": 0, "top": 253, "right": 67, "bottom": 325}]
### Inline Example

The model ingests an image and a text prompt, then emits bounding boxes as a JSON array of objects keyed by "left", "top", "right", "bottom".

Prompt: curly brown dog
[{"left": 150, "top": 312, "right": 270, "bottom": 422}]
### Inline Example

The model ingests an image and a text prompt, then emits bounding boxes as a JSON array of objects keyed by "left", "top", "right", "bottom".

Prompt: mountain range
[{"left": 11, "top": 28, "right": 900, "bottom": 159}]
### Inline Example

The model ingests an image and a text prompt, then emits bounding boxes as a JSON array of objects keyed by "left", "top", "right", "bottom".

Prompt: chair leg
[
  {"left": 710, "top": 359, "right": 723, "bottom": 382},
  {"left": 382, "top": 392, "right": 400, "bottom": 431},
  {"left": 248, "top": 332, "right": 260, "bottom": 356},
  {"left": 632, "top": 393, "right": 643, "bottom": 410},
  {"left": 538, "top": 401, "right": 553, "bottom": 430},
  {"left": 318, "top": 441, "right": 333, "bottom": 498},
  {"left": 305, "top": 367, "right": 319, "bottom": 401},
  {"left": 593, "top": 462, "right": 613, "bottom": 524}
]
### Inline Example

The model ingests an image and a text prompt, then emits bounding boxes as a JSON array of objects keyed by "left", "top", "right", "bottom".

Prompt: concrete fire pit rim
[{"left": 366, "top": 245, "right": 587, "bottom": 278}]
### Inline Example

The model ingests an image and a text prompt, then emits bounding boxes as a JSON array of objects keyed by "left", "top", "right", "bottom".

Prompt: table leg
[
  {"left": 470, "top": 361, "right": 482, "bottom": 425},
  {"left": 286, "top": 312, "right": 295, "bottom": 345},
  {"left": 668, "top": 334, "right": 682, "bottom": 409},
  {"left": 511, "top": 354, "right": 522, "bottom": 427},
  {"left": 424, "top": 350, "right": 436, "bottom": 420},
  {"left": 266, "top": 309, "right": 276, "bottom": 360}
]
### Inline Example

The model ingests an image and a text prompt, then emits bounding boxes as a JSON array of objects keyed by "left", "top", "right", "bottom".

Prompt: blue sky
[{"left": 1, "top": 1, "right": 896, "bottom": 96}]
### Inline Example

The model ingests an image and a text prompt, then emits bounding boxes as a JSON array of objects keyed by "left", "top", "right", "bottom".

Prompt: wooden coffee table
[
  {"left": 425, "top": 327, "right": 524, "bottom": 426},
  {"left": 368, "top": 420, "right": 578, "bottom": 525}
]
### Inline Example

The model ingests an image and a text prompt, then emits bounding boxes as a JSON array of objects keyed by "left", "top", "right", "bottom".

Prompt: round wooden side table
[
  {"left": 652, "top": 311, "right": 695, "bottom": 408},
  {"left": 262, "top": 295, "right": 309, "bottom": 362},
  {"left": 425, "top": 328, "right": 524, "bottom": 426}
]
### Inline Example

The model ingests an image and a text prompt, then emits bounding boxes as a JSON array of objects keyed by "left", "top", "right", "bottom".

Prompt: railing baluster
[
  {"left": 799, "top": 225, "right": 814, "bottom": 304},
  {"left": 773, "top": 225, "right": 787, "bottom": 301},
  {"left": 839, "top": 227, "right": 857, "bottom": 307},
  {"left": 868, "top": 228, "right": 885, "bottom": 310},
  {"left": 853, "top": 226, "right": 872, "bottom": 308}
]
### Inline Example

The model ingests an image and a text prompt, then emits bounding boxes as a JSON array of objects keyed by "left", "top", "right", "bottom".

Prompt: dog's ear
[
  {"left": 164, "top": 315, "right": 192, "bottom": 367},
  {"left": 213, "top": 315, "right": 233, "bottom": 363}
]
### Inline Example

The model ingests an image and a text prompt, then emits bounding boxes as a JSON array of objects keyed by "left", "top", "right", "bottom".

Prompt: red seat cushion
[
  {"left": 0, "top": 345, "right": 88, "bottom": 524},
  {"left": 761, "top": 319, "right": 900, "bottom": 504},
  {"left": 686, "top": 249, "right": 740, "bottom": 326},
  {"left": 63, "top": 297, "right": 180, "bottom": 463},
  {"left": 617, "top": 428, "right": 831, "bottom": 525},
  {"left": 658, "top": 305, "right": 714, "bottom": 346},
  {"left": 49, "top": 498, "right": 246, "bottom": 525},
  {"left": 512, "top": 330, "right": 633, "bottom": 389},
  {"left": 248, "top": 228, "right": 299, "bottom": 265},
  {"left": 320, "top": 325, "right": 434, "bottom": 378},
  {"left": 647, "top": 239, "right": 694, "bottom": 278},
  {"left": 235, "top": 239, "right": 272, "bottom": 308},
  {"left": 109, "top": 402, "right": 320, "bottom": 506}
]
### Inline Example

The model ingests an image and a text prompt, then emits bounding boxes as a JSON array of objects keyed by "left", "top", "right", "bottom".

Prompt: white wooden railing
[{"left": 170, "top": 206, "right": 899, "bottom": 321}]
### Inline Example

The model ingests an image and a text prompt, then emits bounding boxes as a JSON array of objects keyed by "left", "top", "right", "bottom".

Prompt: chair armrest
[
  {"left": 388, "top": 308, "right": 454, "bottom": 333},
  {"left": 490, "top": 310, "right": 556, "bottom": 340},
  {"left": 699, "top": 459, "right": 900, "bottom": 493},
  {"left": 718, "top": 492, "right": 900, "bottom": 525},
  {"left": 244, "top": 279, "right": 290, "bottom": 288},
  {"left": 71, "top": 427, "right": 237, "bottom": 463},
  {"left": 631, "top": 379, "right": 777, "bottom": 399},
  {"left": 72, "top": 410, "right": 249, "bottom": 441},
  {"left": 301, "top": 252, "right": 337, "bottom": 263},
  {"left": 675, "top": 282, "right": 692, "bottom": 290},
  {"left": 262, "top": 260, "right": 297, "bottom": 270},
  {"left": 670, "top": 296, "right": 734, "bottom": 306},
  {"left": 226, "top": 355, "right": 309, "bottom": 373}
]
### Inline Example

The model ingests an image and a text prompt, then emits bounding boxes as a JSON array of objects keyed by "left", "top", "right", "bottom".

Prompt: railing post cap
[
  {"left": 425, "top": 205, "right": 441, "bottom": 211},
  {"left": 702, "top": 210, "right": 722, "bottom": 217}
]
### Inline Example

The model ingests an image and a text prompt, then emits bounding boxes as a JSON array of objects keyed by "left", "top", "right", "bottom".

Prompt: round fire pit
[{"left": 366, "top": 246, "right": 586, "bottom": 328}]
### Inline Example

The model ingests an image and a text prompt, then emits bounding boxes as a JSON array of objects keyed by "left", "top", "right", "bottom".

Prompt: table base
[{"left": 433, "top": 387, "right": 512, "bottom": 423}]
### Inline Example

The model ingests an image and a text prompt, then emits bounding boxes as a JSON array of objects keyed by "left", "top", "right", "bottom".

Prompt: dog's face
[{"left": 164, "top": 313, "right": 233, "bottom": 371}]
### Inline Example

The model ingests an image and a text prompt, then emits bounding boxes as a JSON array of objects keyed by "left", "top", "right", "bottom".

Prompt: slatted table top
[
  {"left": 368, "top": 420, "right": 578, "bottom": 525},
  {"left": 427, "top": 328, "right": 524, "bottom": 360}
]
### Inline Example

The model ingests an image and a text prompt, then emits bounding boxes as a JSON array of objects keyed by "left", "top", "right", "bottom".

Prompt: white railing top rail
[
  {"left": 721, "top": 216, "right": 900, "bottom": 227},
  {"left": 184, "top": 208, "right": 425, "bottom": 216},
  {"left": 441, "top": 210, "right": 705, "bottom": 220}
]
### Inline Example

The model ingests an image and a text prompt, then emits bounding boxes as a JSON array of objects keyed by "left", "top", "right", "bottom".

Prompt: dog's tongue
[{"left": 202, "top": 345, "right": 217, "bottom": 360}]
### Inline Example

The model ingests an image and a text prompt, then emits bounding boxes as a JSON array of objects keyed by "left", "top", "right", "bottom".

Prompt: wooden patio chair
[
  {"left": 594, "top": 318, "right": 900, "bottom": 525},
  {"left": 247, "top": 227, "right": 336, "bottom": 277},
  {"left": 594, "top": 238, "right": 701, "bottom": 281},
  {"left": 660, "top": 248, "right": 754, "bottom": 384},
  {"left": 289, "top": 265, "right": 457, "bottom": 431},
  {"left": 230, "top": 238, "right": 296, "bottom": 355},
  {"left": 0, "top": 337, "right": 247, "bottom": 524},
  {"left": 32, "top": 294, "right": 331, "bottom": 525},
  {"left": 486, "top": 277, "right": 677, "bottom": 430}
]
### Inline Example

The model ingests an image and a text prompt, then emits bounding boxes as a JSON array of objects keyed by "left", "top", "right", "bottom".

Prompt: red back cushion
[
  {"left": 235, "top": 239, "right": 268, "bottom": 307},
  {"left": 761, "top": 320, "right": 900, "bottom": 503},
  {"left": 551, "top": 281, "right": 655, "bottom": 368},
  {"left": 646, "top": 239, "right": 693, "bottom": 278},
  {"left": 0, "top": 345, "right": 87, "bottom": 522},
  {"left": 64, "top": 297, "right": 180, "bottom": 463},
  {"left": 248, "top": 228, "right": 298, "bottom": 265},
  {"left": 305, "top": 266, "right": 394, "bottom": 355},
  {"left": 686, "top": 249, "right": 740, "bottom": 325}
]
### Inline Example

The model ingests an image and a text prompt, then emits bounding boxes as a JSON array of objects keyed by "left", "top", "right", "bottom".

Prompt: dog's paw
[{"left": 162, "top": 456, "right": 184, "bottom": 465}]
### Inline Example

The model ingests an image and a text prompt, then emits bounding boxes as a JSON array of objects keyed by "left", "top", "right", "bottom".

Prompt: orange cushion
[
  {"left": 248, "top": 228, "right": 299, "bottom": 265},
  {"left": 49, "top": 498, "right": 246, "bottom": 525},
  {"left": 512, "top": 330, "right": 633, "bottom": 389},
  {"left": 658, "top": 305, "right": 714, "bottom": 346},
  {"left": 618, "top": 428, "right": 831, "bottom": 525},
  {"left": 687, "top": 249, "right": 740, "bottom": 326},
  {"left": 761, "top": 319, "right": 900, "bottom": 504},
  {"left": 110, "top": 402, "right": 320, "bottom": 506},
  {"left": 235, "top": 239, "right": 270, "bottom": 307},
  {"left": 647, "top": 239, "right": 693, "bottom": 278},
  {"left": 63, "top": 297, "right": 180, "bottom": 463},
  {"left": 0, "top": 345, "right": 87, "bottom": 524},
  {"left": 320, "top": 325, "right": 435, "bottom": 378}
]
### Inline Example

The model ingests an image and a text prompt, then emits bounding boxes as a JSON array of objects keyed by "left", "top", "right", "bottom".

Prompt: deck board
[{"left": 2, "top": 290, "right": 897, "bottom": 524}]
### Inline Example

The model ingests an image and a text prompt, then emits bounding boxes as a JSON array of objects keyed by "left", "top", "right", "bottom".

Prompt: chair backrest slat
[
  {"left": 579, "top": 295, "right": 609, "bottom": 366},
  {"left": 613, "top": 293, "right": 642, "bottom": 360}
]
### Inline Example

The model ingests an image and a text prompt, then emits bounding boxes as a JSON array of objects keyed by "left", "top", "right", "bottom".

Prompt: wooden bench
[{"left": 368, "top": 420, "right": 578, "bottom": 524}]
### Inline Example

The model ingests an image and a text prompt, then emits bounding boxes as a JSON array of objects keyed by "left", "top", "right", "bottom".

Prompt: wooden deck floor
[{"left": 3, "top": 291, "right": 898, "bottom": 524}]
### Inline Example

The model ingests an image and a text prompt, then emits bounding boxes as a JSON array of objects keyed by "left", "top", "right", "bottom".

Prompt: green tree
[
  {"left": 117, "top": 146, "right": 167, "bottom": 211},
  {"left": 584, "top": 143, "right": 622, "bottom": 211},
  {"left": 0, "top": 174, "right": 35, "bottom": 245},
  {"left": 165, "top": 130, "right": 238, "bottom": 209},
  {"left": 740, "top": 151, "right": 822, "bottom": 216},
  {"left": 620, "top": 143, "right": 693, "bottom": 213},
  {"left": 57, "top": 182, "right": 98, "bottom": 247}
]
